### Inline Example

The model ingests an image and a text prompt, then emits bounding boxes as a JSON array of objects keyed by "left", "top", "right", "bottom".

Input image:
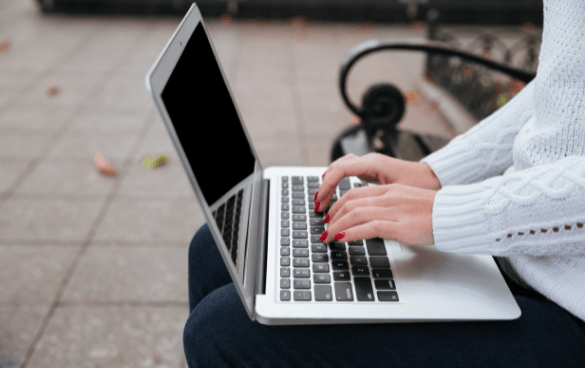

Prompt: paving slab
[
  {"left": 26, "top": 305, "right": 188, "bottom": 368},
  {"left": 62, "top": 245, "right": 188, "bottom": 303},
  {"left": 0, "top": 245, "right": 79, "bottom": 303},
  {"left": 93, "top": 198, "right": 205, "bottom": 243},
  {"left": 0, "top": 198, "right": 103, "bottom": 242},
  {"left": 0, "top": 304, "right": 51, "bottom": 368}
]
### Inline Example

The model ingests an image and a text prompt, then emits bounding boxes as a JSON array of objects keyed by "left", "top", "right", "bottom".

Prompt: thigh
[
  {"left": 188, "top": 224, "right": 233, "bottom": 312},
  {"left": 184, "top": 285, "right": 585, "bottom": 368}
]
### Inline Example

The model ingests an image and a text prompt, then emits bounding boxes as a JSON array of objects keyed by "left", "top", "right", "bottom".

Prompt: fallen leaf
[
  {"left": 95, "top": 153, "right": 117, "bottom": 176},
  {"left": 141, "top": 153, "right": 169, "bottom": 170}
]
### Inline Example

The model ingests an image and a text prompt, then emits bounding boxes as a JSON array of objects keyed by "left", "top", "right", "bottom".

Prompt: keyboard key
[
  {"left": 282, "top": 176, "right": 289, "bottom": 182},
  {"left": 280, "top": 267, "right": 290, "bottom": 277},
  {"left": 348, "top": 246, "right": 365, "bottom": 255},
  {"left": 281, "top": 220, "right": 290, "bottom": 228},
  {"left": 280, "top": 247, "right": 290, "bottom": 256},
  {"left": 310, "top": 218, "right": 324, "bottom": 226},
  {"left": 280, "top": 278, "right": 290, "bottom": 289},
  {"left": 282, "top": 182, "right": 289, "bottom": 189},
  {"left": 354, "top": 277, "right": 375, "bottom": 301},
  {"left": 311, "top": 235, "right": 322, "bottom": 243},
  {"left": 293, "top": 222, "right": 307, "bottom": 230},
  {"left": 366, "top": 238, "right": 387, "bottom": 255},
  {"left": 314, "top": 274, "right": 331, "bottom": 283},
  {"left": 292, "top": 207, "right": 306, "bottom": 214},
  {"left": 292, "top": 199, "right": 306, "bottom": 206},
  {"left": 281, "top": 212, "right": 290, "bottom": 219},
  {"left": 293, "top": 258, "right": 310, "bottom": 267},
  {"left": 280, "top": 257, "right": 290, "bottom": 266},
  {"left": 313, "top": 263, "right": 330, "bottom": 273},
  {"left": 293, "top": 269, "right": 310, "bottom": 278},
  {"left": 292, "top": 214, "right": 307, "bottom": 222},
  {"left": 294, "top": 279, "right": 311, "bottom": 289},
  {"left": 281, "top": 290, "right": 291, "bottom": 301},
  {"left": 281, "top": 204, "right": 290, "bottom": 211},
  {"left": 310, "top": 226, "right": 325, "bottom": 234},
  {"left": 293, "top": 231, "right": 308, "bottom": 239},
  {"left": 377, "top": 291, "right": 399, "bottom": 302},
  {"left": 282, "top": 189, "right": 289, "bottom": 196},
  {"left": 374, "top": 279, "right": 396, "bottom": 290},
  {"left": 315, "top": 285, "right": 333, "bottom": 301},
  {"left": 309, "top": 211, "right": 322, "bottom": 218},
  {"left": 292, "top": 176, "right": 304, "bottom": 185},
  {"left": 329, "top": 241, "right": 346, "bottom": 251},
  {"left": 281, "top": 229, "right": 290, "bottom": 237},
  {"left": 307, "top": 181, "right": 319, "bottom": 188},
  {"left": 332, "top": 261, "right": 349, "bottom": 270},
  {"left": 312, "top": 254, "right": 329, "bottom": 262},
  {"left": 331, "top": 251, "right": 347, "bottom": 260},
  {"left": 352, "top": 266, "right": 369, "bottom": 276},
  {"left": 348, "top": 240, "right": 363, "bottom": 245},
  {"left": 338, "top": 177, "right": 351, "bottom": 190},
  {"left": 334, "top": 282, "right": 354, "bottom": 301},
  {"left": 281, "top": 196, "right": 289, "bottom": 203},
  {"left": 350, "top": 256, "right": 368, "bottom": 266},
  {"left": 292, "top": 185, "right": 304, "bottom": 192},
  {"left": 307, "top": 176, "right": 319, "bottom": 182},
  {"left": 372, "top": 269, "right": 393, "bottom": 278},
  {"left": 333, "top": 271, "right": 350, "bottom": 281},
  {"left": 293, "top": 249, "right": 309, "bottom": 257},
  {"left": 294, "top": 290, "right": 311, "bottom": 301},
  {"left": 292, "top": 192, "right": 304, "bottom": 199},
  {"left": 292, "top": 239, "right": 308, "bottom": 248},
  {"left": 370, "top": 257, "right": 390, "bottom": 268},
  {"left": 311, "top": 244, "right": 327, "bottom": 253},
  {"left": 309, "top": 202, "right": 315, "bottom": 210},
  {"left": 280, "top": 238, "right": 290, "bottom": 246}
]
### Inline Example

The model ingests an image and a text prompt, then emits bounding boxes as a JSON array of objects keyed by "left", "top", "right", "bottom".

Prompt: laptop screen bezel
[{"left": 145, "top": 3, "right": 264, "bottom": 321}]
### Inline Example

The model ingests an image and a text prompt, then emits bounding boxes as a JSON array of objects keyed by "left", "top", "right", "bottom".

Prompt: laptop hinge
[{"left": 255, "top": 178, "right": 270, "bottom": 297}]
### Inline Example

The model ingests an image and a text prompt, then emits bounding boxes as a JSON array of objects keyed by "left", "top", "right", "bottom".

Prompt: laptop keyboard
[
  {"left": 212, "top": 189, "right": 244, "bottom": 266},
  {"left": 279, "top": 175, "right": 399, "bottom": 302}
]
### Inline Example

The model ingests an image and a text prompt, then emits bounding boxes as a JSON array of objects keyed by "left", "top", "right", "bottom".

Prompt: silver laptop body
[{"left": 145, "top": 3, "right": 521, "bottom": 325}]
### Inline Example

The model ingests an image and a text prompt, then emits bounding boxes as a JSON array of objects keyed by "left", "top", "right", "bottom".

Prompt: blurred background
[{"left": 0, "top": 0, "right": 541, "bottom": 367}]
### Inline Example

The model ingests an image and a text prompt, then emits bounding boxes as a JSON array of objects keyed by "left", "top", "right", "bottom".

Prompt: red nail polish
[
  {"left": 335, "top": 232, "right": 346, "bottom": 240},
  {"left": 314, "top": 202, "right": 320, "bottom": 212},
  {"left": 314, "top": 192, "right": 318, "bottom": 202},
  {"left": 324, "top": 214, "right": 330, "bottom": 223},
  {"left": 320, "top": 231, "right": 328, "bottom": 242},
  {"left": 322, "top": 172, "right": 326, "bottom": 178}
]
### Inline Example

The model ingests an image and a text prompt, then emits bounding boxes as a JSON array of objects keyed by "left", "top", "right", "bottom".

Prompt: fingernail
[
  {"left": 322, "top": 172, "right": 326, "bottom": 178},
  {"left": 320, "top": 231, "right": 328, "bottom": 242},
  {"left": 324, "top": 214, "right": 330, "bottom": 223},
  {"left": 314, "top": 192, "right": 318, "bottom": 202},
  {"left": 335, "top": 232, "right": 346, "bottom": 240},
  {"left": 314, "top": 202, "right": 320, "bottom": 212}
]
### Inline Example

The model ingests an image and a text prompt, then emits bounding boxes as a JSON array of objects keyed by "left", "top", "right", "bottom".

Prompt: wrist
[{"left": 416, "top": 162, "right": 442, "bottom": 190}]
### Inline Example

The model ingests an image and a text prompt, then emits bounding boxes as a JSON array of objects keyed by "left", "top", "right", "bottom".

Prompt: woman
[{"left": 183, "top": 0, "right": 585, "bottom": 366}]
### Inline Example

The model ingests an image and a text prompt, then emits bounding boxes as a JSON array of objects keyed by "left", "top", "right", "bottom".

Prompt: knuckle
[
  {"left": 350, "top": 207, "right": 366, "bottom": 222},
  {"left": 372, "top": 220, "right": 385, "bottom": 235}
]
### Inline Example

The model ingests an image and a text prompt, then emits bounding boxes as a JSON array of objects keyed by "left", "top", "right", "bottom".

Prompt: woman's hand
[
  {"left": 318, "top": 183, "right": 438, "bottom": 246},
  {"left": 314, "top": 153, "right": 440, "bottom": 212}
]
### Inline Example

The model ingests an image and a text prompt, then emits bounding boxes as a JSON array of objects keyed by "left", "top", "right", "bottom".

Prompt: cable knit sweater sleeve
[{"left": 432, "top": 155, "right": 585, "bottom": 255}]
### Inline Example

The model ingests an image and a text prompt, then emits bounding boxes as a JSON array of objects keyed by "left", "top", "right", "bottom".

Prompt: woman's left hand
[{"left": 318, "top": 183, "right": 438, "bottom": 246}]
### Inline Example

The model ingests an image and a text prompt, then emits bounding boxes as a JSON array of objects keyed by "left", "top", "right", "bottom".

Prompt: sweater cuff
[
  {"left": 432, "top": 182, "right": 493, "bottom": 254},
  {"left": 420, "top": 140, "right": 486, "bottom": 187}
]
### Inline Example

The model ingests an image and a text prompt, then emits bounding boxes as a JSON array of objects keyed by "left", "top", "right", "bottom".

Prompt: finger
[
  {"left": 314, "top": 154, "right": 359, "bottom": 212},
  {"left": 315, "top": 155, "right": 379, "bottom": 211},
  {"left": 322, "top": 220, "right": 399, "bottom": 244},
  {"left": 323, "top": 206, "right": 393, "bottom": 243},
  {"left": 327, "top": 185, "right": 389, "bottom": 223}
]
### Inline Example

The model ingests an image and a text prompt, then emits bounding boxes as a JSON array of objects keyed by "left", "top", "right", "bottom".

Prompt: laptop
[{"left": 145, "top": 3, "right": 521, "bottom": 325}]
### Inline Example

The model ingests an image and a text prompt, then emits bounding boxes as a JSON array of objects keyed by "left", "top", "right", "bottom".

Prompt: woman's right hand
[{"left": 314, "top": 153, "right": 441, "bottom": 212}]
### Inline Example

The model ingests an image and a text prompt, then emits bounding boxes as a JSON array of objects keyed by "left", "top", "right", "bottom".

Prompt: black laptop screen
[{"left": 161, "top": 22, "right": 256, "bottom": 206}]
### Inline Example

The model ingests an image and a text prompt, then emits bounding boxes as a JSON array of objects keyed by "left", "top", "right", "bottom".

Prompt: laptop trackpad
[{"left": 389, "top": 241, "right": 501, "bottom": 298}]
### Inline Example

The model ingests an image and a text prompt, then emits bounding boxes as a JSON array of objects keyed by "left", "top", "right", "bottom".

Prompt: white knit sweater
[{"left": 420, "top": 0, "right": 585, "bottom": 322}]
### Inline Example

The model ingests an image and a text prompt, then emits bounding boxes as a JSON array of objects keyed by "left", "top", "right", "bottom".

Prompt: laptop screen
[{"left": 161, "top": 22, "right": 256, "bottom": 206}]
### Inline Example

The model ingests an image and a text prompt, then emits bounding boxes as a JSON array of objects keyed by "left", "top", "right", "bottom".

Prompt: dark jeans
[{"left": 184, "top": 224, "right": 585, "bottom": 368}]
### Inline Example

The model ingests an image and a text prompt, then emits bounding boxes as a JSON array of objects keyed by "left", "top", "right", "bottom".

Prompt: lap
[{"left": 185, "top": 224, "right": 585, "bottom": 368}]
